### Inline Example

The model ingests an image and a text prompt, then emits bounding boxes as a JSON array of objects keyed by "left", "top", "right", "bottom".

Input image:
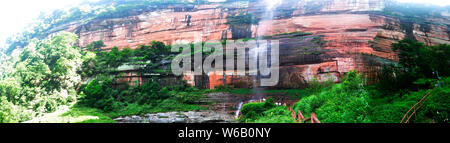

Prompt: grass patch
[
  {"left": 311, "top": 37, "right": 328, "bottom": 46},
  {"left": 61, "top": 106, "right": 117, "bottom": 123},
  {"left": 26, "top": 105, "right": 116, "bottom": 123},
  {"left": 274, "top": 31, "right": 313, "bottom": 37},
  {"left": 106, "top": 100, "right": 207, "bottom": 118},
  {"left": 225, "top": 13, "right": 260, "bottom": 26}
]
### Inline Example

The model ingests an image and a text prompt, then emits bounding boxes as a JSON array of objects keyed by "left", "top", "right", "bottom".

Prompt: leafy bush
[
  {"left": 176, "top": 91, "right": 205, "bottom": 104},
  {"left": 240, "top": 98, "right": 276, "bottom": 122},
  {"left": 136, "top": 81, "right": 164, "bottom": 104},
  {"left": 85, "top": 40, "right": 106, "bottom": 52},
  {"left": 252, "top": 106, "right": 296, "bottom": 123},
  {"left": 390, "top": 40, "right": 450, "bottom": 84},
  {"left": 0, "top": 97, "right": 33, "bottom": 123},
  {"left": 371, "top": 77, "right": 450, "bottom": 123},
  {"left": 420, "top": 86, "right": 450, "bottom": 123},
  {"left": 1, "top": 32, "right": 83, "bottom": 116},
  {"left": 225, "top": 13, "right": 260, "bottom": 26},
  {"left": 77, "top": 39, "right": 204, "bottom": 117},
  {"left": 80, "top": 78, "right": 117, "bottom": 112},
  {"left": 80, "top": 77, "right": 206, "bottom": 115},
  {"left": 239, "top": 98, "right": 297, "bottom": 123},
  {"left": 308, "top": 74, "right": 335, "bottom": 93},
  {"left": 369, "top": 40, "right": 449, "bottom": 123},
  {"left": 293, "top": 71, "right": 371, "bottom": 123},
  {"left": 0, "top": 78, "right": 21, "bottom": 104}
]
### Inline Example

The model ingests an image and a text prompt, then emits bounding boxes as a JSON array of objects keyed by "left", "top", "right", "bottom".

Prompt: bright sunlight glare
[
  {"left": 0, "top": 0, "right": 99, "bottom": 47},
  {"left": 396, "top": 0, "right": 450, "bottom": 7}
]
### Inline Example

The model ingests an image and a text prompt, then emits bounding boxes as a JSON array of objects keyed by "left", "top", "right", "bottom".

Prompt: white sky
[
  {"left": 0, "top": 0, "right": 448, "bottom": 48},
  {"left": 0, "top": 0, "right": 99, "bottom": 47},
  {"left": 396, "top": 0, "right": 450, "bottom": 6}
]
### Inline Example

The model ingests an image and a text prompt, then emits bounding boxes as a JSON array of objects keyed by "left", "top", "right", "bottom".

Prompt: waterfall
[
  {"left": 252, "top": 0, "right": 282, "bottom": 88},
  {"left": 235, "top": 102, "right": 244, "bottom": 118},
  {"left": 235, "top": 0, "right": 283, "bottom": 120},
  {"left": 257, "top": 0, "right": 283, "bottom": 37}
]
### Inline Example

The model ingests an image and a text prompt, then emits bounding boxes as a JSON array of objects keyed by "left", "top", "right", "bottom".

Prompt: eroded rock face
[
  {"left": 76, "top": 7, "right": 231, "bottom": 51},
  {"left": 51, "top": 0, "right": 449, "bottom": 89}
]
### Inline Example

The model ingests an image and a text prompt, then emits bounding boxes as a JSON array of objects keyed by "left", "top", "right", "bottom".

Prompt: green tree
[
  {"left": 80, "top": 78, "right": 117, "bottom": 111},
  {"left": 86, "top": 40, "right": 106, "bottom": 52},
  {"left": 392, "top": 39, "right": 450, "bottom": 78},
  {"left": 14, "top": 32, "right": 82, "bottom": 113},
  {"left": 0, "top": 96, "right": 32, "bottom": 123}
]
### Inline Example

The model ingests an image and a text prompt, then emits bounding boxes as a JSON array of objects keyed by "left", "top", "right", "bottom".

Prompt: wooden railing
[
  {"left": 288, "top": 106, "right": 321, "bottom": 123},
  {"left": 400, "top": 88, "right": 435, "bottom": 123}
]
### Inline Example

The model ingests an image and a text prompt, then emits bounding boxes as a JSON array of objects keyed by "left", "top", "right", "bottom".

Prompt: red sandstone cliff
[{"left": 46, "top": 0, "right": 450, "bottom": 89}]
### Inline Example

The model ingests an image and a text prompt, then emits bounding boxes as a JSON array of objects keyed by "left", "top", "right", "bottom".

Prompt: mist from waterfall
[
  {"left": 252, "top": 0, "right": 283, "bottom": 100},
  {"left": 235, "top": 0, "right": 284, "bottom": 119},
  {"left": 256, "top": 0, "right": 282, "bottom": 37},
  {"left": 253, "top": 0, "right": 282, "bottom": 89}
]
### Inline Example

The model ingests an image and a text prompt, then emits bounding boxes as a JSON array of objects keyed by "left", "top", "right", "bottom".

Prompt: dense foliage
[
  {"left": 376, "top": 39, "right": 450, "bottom": 91},
  {"left": 369, "top": 78, "right": 450, "bottom": 123},
  {"left": 79, "top": 78, "right": 206, "bottom": 118},
  {"left": 226, "top": 13, "right": 261, "bottom": 26},
  {"left": 239, "top": 98, "right": 296, "bottom": 123},
  {"left": 292, "top": 71, "right": 371, "bottom": 123},
  {"left": 78, "top": 40, "right": 205, "bottom": 117},
  {"left": 367, "top": 39, "right": 450, "bottom": 123},
  {"left": 0, "top": 32, "right": 206, "bottom": 122},
  {"left": 240, "top": 39, "right": 449, "bottom": 123},
  {"left": 240, "top": 98, "right": 276, "bottom": 121},
  {"left": 15, "top": 32, "right": 82, "bottom": 114},
  {"left": 1, "top": 32, "right": 83, "bottom": 122},
  {"left": 393, "top": 39, "right": 449, "bottom": 77},
  {"left": 251, "top": 106, "right": 296, "bottom": 123}
]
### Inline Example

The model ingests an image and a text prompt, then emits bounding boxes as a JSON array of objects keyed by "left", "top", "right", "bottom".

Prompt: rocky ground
[
  {"left": 113, "top": 91, "right": 300, "bottom": 123},
  {"left": 114, "top": 111, "right": 237, "bottom": 123},
  {"left": 114, "top": 92, "right": 240, "bottom": 123}
]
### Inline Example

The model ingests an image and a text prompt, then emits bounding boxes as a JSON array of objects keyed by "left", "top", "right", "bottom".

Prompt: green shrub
[
  {"left": 240, "top": 98, "right": 276, "bottom": 122},
  {"left": 13, "top": 32, "right": 82, "bottom": 114},
  {"left": 176, "top": 91, "right": 205, "bottom": 104},
  {"left": 225, "top": 13, "right": 260, "bottom": 26},
  {"left": 0, "top": 97, "right": 33, "bottom": 123},
  {"left": 136, "top": 81, "right": 166, "bottom": 105},
  {"left": 370, "top": 76, "right": 449, "bottom": 123},
  {"left": 252, "top": 106, "right": 296, "bottom": 123},
  {"left": 293, "top": 71, "right": 371, "bottom": 123},
  {"left": 85, "top": 40, "right": 106, "bottom": 52},
  {"left": 80, "top": 76, "right": 207, "bottom": 115},
  {"left": 420, "top": 85, "right": 450, "bottom": 123},
  {"left": 80, "top": 78, "right": 117, "bottom": 112},
  {"left": 0, "top": 78, "right": 20, "bottom": 104}
]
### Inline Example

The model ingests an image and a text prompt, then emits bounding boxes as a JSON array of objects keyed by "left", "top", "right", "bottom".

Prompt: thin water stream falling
[
  {"left": 235, "top": 0, "right": 283, "bottom": 118},
  {"left": 235, "top": 102, "right": 244, "bottom": 118}
]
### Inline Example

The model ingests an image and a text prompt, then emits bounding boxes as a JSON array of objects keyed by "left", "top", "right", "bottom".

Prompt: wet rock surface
[
  {"left": 114, "top": 92, "right": 300, "bottom": 123},
  {"left": 114, "top": 111, "right": 237, "bottom": 123}
]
